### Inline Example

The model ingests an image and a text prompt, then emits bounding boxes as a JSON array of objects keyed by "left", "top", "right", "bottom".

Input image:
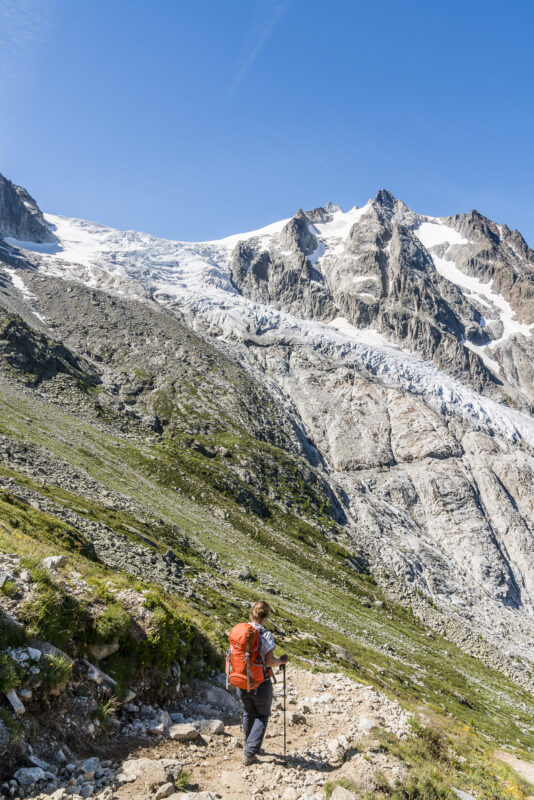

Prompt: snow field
[{"left": 4, "top": 209, "right": 534, "bottom": 449}]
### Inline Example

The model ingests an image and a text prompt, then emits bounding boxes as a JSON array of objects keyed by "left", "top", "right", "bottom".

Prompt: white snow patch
[
  {"left": 415, "top": 221, "right": 469, "bottom": 248},
  {"left": 463, "top": 340, "right": 501, "bottom": 375},
  {"left": 5, "top": 268, "right": 32, "bottom": 299},
  {"left": 308, "top": 203, "right": 372, "bottom": 265},
  {"left": 4, "top": 268, "right": 47, "bottom": 323},
  {"left": 212, "top": 216, "right": 291, "bottom": 248},
  {"left": 352, "top": 275, "right": 378, "bottom": 285}
]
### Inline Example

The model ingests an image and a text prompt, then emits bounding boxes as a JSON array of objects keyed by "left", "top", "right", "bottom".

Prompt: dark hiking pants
[{"left": 236, "top": 678, "right": 273, "bottom": 757}]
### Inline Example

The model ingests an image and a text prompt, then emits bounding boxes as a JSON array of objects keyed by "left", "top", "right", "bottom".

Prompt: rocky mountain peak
[
  {"left": 373, "top": 188, "right": 397, "bottom": 208},
  {"left": 305, "top": 202, "right": 343, "bottom": 224},
  {"left": 0, "top": 172, "right": 57, "bottom": 244}
]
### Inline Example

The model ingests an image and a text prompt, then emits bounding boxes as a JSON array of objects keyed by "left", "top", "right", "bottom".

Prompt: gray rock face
[
  {"left": 0, "top": 172, "right": 57, "bottom": 243},
  {"left": 445, "top": 210, "right": 534, "bottom": 324},
  {"left": 230, "top": 191, "right": 506, "bottom": 397},
  {"left": 230, "top": 210, "right": 337, "bottom": 321},
  {"left": 493, "top": 334, "right": 534, "bottom": 403}
]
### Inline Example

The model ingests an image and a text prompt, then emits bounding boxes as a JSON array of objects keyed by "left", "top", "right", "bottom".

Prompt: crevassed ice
[{"left": 6, "top": 210, "right": 534, "bottom": 449}]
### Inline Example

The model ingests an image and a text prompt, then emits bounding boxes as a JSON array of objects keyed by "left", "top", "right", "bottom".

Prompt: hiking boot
[{"left": 243, "top": 755, "right": 259, "bottom": 766}]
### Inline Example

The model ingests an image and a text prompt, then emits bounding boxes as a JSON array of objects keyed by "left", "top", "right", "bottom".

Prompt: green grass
[
  {"left": 40, "top": 652, "right": 72, "bottom": 691},
  {"left": 175, "top": 769, "right": 190, "bottom": 792},
  {"left": 0, "top": 497, "right": 221, "bottom": 698},
  {"left": 325, "top": 777, "right": 358, "bottom": 798},
  {"left": 94, "top": 697, "right": 119, "bottom": 731},
  {"left": 0, "top": 578, "right": 17, "bottom": 597},
  {"left": 365, "top": 717, "right": 534, "bottom": 800},
  {"left": 2, "top": 374, "right": 534, "bottom": 763},
  {"left": 0, "top": 652, "right": 22, "bottom": 694}
]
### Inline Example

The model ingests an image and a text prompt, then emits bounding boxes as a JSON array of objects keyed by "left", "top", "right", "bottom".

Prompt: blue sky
[{"left": 1, "top": 0, "right": 533, "bottom": 244}]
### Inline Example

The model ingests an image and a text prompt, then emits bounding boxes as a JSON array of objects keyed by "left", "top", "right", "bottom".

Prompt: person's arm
[{"left": 264, "top": 648, "right": 288, "bottom": 667}]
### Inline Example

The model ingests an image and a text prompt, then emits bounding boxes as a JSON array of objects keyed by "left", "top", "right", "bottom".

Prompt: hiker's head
[{"left": 250, "top": 599, "right": 272, "bottom": 624}]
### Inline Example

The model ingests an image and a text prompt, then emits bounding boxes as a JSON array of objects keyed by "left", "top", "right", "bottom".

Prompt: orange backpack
[{"left": 226, "top": 622, "right": 265, "bottom": 691}]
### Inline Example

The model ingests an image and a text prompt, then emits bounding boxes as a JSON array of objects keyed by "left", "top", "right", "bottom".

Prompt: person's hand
[{"left": 280, "top": 654, "right": 288, "bottom": 665}]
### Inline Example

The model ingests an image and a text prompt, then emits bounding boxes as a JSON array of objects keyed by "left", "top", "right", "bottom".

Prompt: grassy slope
[{"left": 2, "top": 381, "right": 534, "bottom": 762}]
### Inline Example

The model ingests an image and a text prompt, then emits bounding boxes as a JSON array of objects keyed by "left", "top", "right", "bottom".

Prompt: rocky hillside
[{"left": 2, "top": 172, "right": 534, "bottom": 798}]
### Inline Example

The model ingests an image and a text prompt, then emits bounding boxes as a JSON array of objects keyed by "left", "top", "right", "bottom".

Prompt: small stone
[
  {"left": 358, "top": 714, "right": 378, "bottom": 736},
  {"left": 150, "top": 721, "right": 167, "bottom": 736},
  {"left": 79, "top": 783, "right": 94, "bottom": 798},
  {"left": 6, "top": 689, "right": 25, "bottom": 716},
  {"left": 282, "top": 788, "right": 298, "bottom": 800},
  {"left": 42, "top": 555, "right": 67, "bottom": 570},
  {"left": 199, "top": 719, "right": 224, "bottom": 735},
  {"left": 330, "top": 787, "right": 357, "bottom": 799},
  {"left": 80, "top": 759, "right": 100, "bottom": 774},
  {"left": 168, "top": 723, "right": 198, "bottom": 741},
  {"left": 28, "top": 755, "right": 49, "bottom": 770},
  {"left": 49, "top": 790, "right": 68, "bottom": 800},
  {"left": 154, "top": 783, "right": 174, "bottom": 799}
]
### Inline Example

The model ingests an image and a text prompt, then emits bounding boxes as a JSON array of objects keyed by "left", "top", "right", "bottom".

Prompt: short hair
[{"left": 250, "top": 600, "right": 272, "bottom": 623}]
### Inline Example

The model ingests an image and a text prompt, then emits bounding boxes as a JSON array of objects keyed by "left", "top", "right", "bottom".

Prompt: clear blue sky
[{"left": 1, "top": 0, "right": 533, "bottom": 244}]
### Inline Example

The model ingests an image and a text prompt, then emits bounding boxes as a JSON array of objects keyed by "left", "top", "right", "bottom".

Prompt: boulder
[
  {"left": 331, "top": 644, "right": 356, "bottom": 666},
  {"left": 6, "top": 688, "right": 25, "bottom": 716},
  {"left": 42, "top": 555, "right": 67, "bottom": 570},
  {"left": 28, "top": 755, "right": 50, "bottom": 770},
  {"left": 14, "top": 767, "right": 46, "bottom": 786},
  {"left": 198, "top": 719, "right": 225, "bottom": 735},
  {"left": 155, "top": 783, "right": 174, "bottom": 799},
  {"left": 330, "top": 786, "right": 357, "bottom": 799},
  {"left": 83, "top": 660, "right": 116, "bottom": 686},
  {"left": 282, "top": 788, "right": 298, "bottom": 800},
  {"left": 117, "top": 758, "right": 183, "bottom": 786},
  {"left": 202, "top": 684, "right": 241, "bottom": 714},
  {"left": 88, "top": 642, "right": 119, "bottom": 662},
  {"left": 49, "top": 790, "right": 67, "bottom": 800},
  {"left": 169, "top": 794, "right": 222, "bottom": 800},
  {"left": 358, "top": 714, "right": 379, "bottom": 736},
  {"left": 79, "top": 758, "right": 100, "bottom": 774},
  {"left": 169, "top": 723, "right": 198, "bottom": 741},
  {"left": 451, "top": 789, "right": 477, "bottom": 800}
]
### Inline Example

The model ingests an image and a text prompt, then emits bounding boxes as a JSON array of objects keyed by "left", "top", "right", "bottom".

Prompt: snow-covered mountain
[{"left": 2, "top": 172, "right": 534, "bottom": 682}]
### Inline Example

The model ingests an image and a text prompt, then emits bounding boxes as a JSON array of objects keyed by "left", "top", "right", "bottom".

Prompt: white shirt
[{"left": 251, "top": 622, "right": 275, "bottom": 659}]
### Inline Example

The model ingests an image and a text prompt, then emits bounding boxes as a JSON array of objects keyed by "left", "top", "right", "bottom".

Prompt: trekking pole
[{"left": 280, "top": 663, "right": 287, "bottom": 765}]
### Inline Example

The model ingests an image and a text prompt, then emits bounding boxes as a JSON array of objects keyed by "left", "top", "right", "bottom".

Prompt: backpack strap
[
  {"left": 225, "top": 646, "right": 232, "bottom": 690},
  {"left": 245, "top": 639, "right": 253, "bottom": 692}
]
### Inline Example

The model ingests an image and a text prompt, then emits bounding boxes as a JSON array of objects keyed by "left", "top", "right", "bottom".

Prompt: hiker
[{"left": 226, "top": 599, "right": 288, "bottom": 766}]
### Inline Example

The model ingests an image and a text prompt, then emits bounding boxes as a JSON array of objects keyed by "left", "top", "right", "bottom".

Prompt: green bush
[
  {"left": 94, "top": 697, "right": 119, "bottom": 731},
  {"left": 0, "top": 652, "right": 22, "bottom": 693},
  {"left": 0, "top": 579, "right": 17, "bottom": 598},
  {"left": 92, "top": 604, "right": 131, "bottom": 643},
  {"left": 21, "top": 583, "right": 92, "bottom": 654},
  {"left": 40, "top": 653, "right": 72, "bottom": 691}
]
